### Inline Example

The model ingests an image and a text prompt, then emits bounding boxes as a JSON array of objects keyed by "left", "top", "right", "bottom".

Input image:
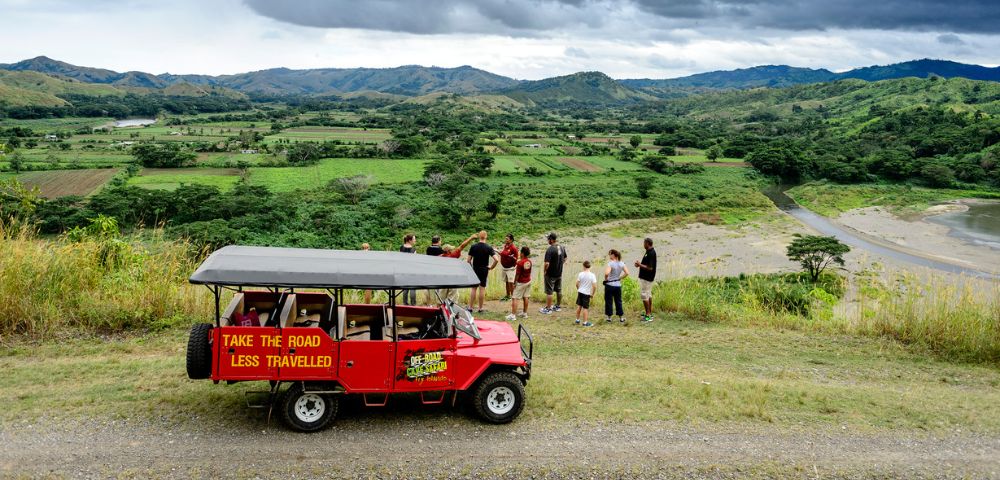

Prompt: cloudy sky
[{"left": 0, "top": 0, "right": 997, "bottom": 79}]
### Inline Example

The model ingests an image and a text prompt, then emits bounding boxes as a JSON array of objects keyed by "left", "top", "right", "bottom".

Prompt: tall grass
[
  {"left": 0, "top": 221, "right": 212, "bottom": 335},
  {"left": 852, "top": 271, "right": 1000, "bottom": 363}
]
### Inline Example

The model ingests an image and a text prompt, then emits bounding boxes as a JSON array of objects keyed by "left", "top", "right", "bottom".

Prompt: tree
[
  {"left": 330, "top": 175, "right": 371, "bottom": 205},
  {"left": 746, "top": 145, "right": 806, "bottom": 181},
  {"left": 706, "top": 145, "right": 723, "bottom": 161},
  {"left": 554, "top": 203, "right": 567, "bottom": 218},
  {"left": 786, "top": 234, "right": 850, "bottom": 282},
  {"left": 485, "top": 193, "right": 502, "bottom": 219},
  {"left": 286, "top": 142, "right": 321, "bottom": 166},
  {"left": 131, "top": 143, "right": 196, "bottom": 168},
  {"left": 8, "top": 150, "right": 25, "bottom": 173},
  {"left": 634, "top": 176, "right": 653, "bottom": 199},
  {"left": 629, "top": 135, "right": 642, "bottom": 149}
]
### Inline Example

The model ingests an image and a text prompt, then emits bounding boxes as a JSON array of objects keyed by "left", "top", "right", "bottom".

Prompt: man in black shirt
[
  {"left": 426, "top": 235, "right": 444, "bottom": 256},
  {"left": 540, "top": 232, "right": 567, "bottom": 314},
  {"left": 634, "top": 237, "right": 657, "bottom": 322},
  {"left": 467, "top": 230, "right": 499, "bottom": 313}
]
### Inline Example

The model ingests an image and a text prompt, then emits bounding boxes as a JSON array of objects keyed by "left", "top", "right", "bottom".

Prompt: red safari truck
[{"left": 185, "top": 246, "right": 533, "bottom": 431}]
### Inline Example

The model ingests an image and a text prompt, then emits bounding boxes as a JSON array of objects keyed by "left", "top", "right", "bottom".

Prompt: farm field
[
  {"left": 3, "top": 168, "right": 119, "bottom": 197},
  {"left": 266, "top": 127, "right": 392, "bottom": 144},
  {"left": 248, "top": 158, "right": 427, "bottom": 190},
  {"left": 128, "top": 168, "right": 240, "bottom": 191}
]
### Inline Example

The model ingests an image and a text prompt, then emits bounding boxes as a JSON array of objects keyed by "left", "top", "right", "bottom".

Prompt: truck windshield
[{"left": 449, "top": 303, "right": 481, "bottom": 340}]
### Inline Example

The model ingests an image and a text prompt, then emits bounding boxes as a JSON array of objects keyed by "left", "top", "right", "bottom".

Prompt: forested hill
[
  {"left": 3, "top": 57, "right": 998, "bottom": 101},
  {"left": 0, "top": 57, "right": 518, "bottom": 96},
  {"left": 622, "top": 59, "right": 1000, "bottom": 95},
  {"left": 499, "top": 71, "right": 654, "bottom": 106}
]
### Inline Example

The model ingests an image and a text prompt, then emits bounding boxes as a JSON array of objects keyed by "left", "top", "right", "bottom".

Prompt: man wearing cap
[{"left": 540, "top": 232, "right": 567, "bottom": 314}]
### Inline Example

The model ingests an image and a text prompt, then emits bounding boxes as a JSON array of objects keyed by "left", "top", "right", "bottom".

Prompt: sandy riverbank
[
  {"left": 519, "top": 205, "right": 996, "bottom": 281},
  {"left": 834, "top": 202, "right": 999, "bottom": 275}
]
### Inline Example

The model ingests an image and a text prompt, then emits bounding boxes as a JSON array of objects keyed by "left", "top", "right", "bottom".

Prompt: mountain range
[{"left": 1, "top": 56, "right": 998, "bottom": 106}]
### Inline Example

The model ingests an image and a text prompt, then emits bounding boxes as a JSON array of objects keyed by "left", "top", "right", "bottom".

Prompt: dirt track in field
[
  {"left": 557, "top": 157, "right": 602, "bottom": 172},
  {"left": 2, "top": 414, "right": 997, "bottom": 479}
]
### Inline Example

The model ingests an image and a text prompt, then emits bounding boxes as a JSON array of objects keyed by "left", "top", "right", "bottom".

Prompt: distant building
[
  {"left": 566, "top": 134, "right": 576, "bottom": 139},
  {"left": 170, "top": 131, "right": 183, "bottom": 136},
  {"left": 524, "top": 143, "right": 542, "bottom": 148},
  {"left": 240, "top": 149, "right": 258, "bottom": 154},
  {"left": 44, "top": 134, "right": 58, "bottom": 141}
]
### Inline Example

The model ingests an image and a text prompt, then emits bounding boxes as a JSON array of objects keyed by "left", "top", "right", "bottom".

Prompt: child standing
[
  {"left": 506, "top": 246, "right": 533, "bottom": 321},
  {"left": 575, "top": 261, "right": 597, "bottom": 327}
]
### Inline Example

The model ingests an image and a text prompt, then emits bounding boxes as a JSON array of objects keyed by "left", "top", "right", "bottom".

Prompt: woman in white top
[{"left": 604, "top": 249, "right": 630, "bottom": 324}]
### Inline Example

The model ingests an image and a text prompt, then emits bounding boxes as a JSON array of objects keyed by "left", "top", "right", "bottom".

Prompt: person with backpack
[
  {"left": 604, "top": 249, "right": 630, "bottom": 324},
  {"left": 540, "top": 232, "right": 567, "bottom": 315}
]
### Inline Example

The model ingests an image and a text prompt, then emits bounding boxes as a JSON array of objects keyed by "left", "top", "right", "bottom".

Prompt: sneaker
[
  {"left": 539, "top": 307, "right": 553, "bottom": 315},
  {"left": 552, "top": 305, "right": 562, "bottom": 312},
  {"left": 574, "top": 318, "right": 581, "bottom": 325},
  {"left": 642, "top": 315, "right": 654, "bottom": 323},
  {"left": 477, "top": 309, "right": 485, "bottom": 314},
  {"left": 505, "top": 313, "right": 516, "bottom": 321},
  {"left": 582, "top": 321, "right": 594, "bottom": 327},
  {"left": 518, "top": 312, "right": 528, "bottom": 318},
  {"left": 500, "top": 296, "right": 511, "bottom": 302},
  {"left": 619, "top": 316, "right": 626, "bottom": 324},
  {"left": 605, "top": 316, "right": 612, "bottom": 323}
]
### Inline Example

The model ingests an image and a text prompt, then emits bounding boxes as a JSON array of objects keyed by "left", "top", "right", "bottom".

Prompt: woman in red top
[
  {"left": 506, "top": 246, "right": 532, "bottom": 321},
  {"left": 499, "top": 234, "right": 519, "bottom": 302}
]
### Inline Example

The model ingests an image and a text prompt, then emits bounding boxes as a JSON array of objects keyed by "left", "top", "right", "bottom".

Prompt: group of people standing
[{"left": 389, "top": 231, "right": 658, "bottom": 325}]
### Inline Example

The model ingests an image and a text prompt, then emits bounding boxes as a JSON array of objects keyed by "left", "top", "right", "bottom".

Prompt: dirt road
[{"left": 3, "top": 410, "right": 998, "bottom": 479}]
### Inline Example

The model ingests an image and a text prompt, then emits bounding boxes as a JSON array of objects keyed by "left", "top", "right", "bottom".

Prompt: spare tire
[{"left": 186, "top": 323, "right": 213, "bottom": 379}]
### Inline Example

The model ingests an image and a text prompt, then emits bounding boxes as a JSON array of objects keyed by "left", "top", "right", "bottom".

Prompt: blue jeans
[{"left": 604, "top": 285, "right": 623, "bottom": 317}]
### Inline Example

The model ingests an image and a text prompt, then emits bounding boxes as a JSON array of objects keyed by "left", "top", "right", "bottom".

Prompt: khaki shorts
[
  {"left": 512, "top": 282, "right": 532, "bottom": 299},
  {"left": 502, "top": 267, "right": 516, "bottom": 283},
  {"left": 437, "top": 288, "right": 458, "bottom": 303},
  {"left": 639, "top": 279, "right": 654, "bottom": 300}
]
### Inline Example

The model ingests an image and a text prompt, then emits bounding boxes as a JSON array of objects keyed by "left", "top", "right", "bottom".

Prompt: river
[
  {"left": 926, "top": 202, "right": 1000, "bottom": 250},
  {"left": 114, "top": 118, "right": 156, "bottom": 128},
  {"left": 761, "top": 186, "right": 999, "bottom": 280}
]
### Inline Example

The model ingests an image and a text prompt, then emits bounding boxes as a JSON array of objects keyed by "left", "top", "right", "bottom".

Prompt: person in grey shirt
[{"left": 603, "top": 249, "right": 630, "bottom": 324}]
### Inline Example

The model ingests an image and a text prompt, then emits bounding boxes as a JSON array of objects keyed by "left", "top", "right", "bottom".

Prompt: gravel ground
[{"left": 2, "top": 412, "right": 998, "bottom": 479}]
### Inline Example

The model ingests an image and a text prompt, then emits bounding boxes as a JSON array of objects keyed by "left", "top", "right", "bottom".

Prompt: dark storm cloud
[
  {"left": 937, "top": 33, "right": 966, "bottom": 45},
  {"left": 245, "top": 0, "right": 1000, "bottom": 35},
  {"left": 242, "top": 0, "right": 605, "bottom": 35},
  {"left": 634, "top": 0, "right": 1000, "bottom": 34}
]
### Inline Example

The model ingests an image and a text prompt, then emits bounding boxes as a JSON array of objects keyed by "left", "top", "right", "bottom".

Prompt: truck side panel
[{"left": 213, "top": 326, "right": 280, "bottom": 381}]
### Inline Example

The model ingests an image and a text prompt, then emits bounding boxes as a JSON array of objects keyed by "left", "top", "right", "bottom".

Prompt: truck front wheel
[
  {"left": 472, "top": 371, "right": 525, "bottom": 424},
  {"left": 280, "top": 384, "right": 337, "bottom": 432}
]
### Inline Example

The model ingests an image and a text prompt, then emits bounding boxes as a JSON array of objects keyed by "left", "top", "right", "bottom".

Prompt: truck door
[
  {"left": 215, "top": 326, "right": 280, "bottom": 380},
  {"left": 394, "top": 338, "right": 456, "bottom": 392},
  {"left": 338, "top": 341, "right": 394, "bottom": 391},
  {"left": 336, "top": 304, "right": 394, "bottom": 392},
  {"left": 279, "top": 329, "right": 337, "bottom": 380}
]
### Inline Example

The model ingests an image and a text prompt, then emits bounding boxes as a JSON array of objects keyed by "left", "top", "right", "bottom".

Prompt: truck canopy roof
[{"left": 189, "top": 246, "right": 481, "bottom": 289}]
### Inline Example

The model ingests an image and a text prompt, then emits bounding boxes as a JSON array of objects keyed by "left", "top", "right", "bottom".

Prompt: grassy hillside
[
  {"left": 502, "top": 71, "right": 654, "bottom": 106},
  {"left": 0, "top": 70, "right": 122, "bottom": 106},
  {"left": 665, "top": 77, "right": 1000, "bottom": 127}
]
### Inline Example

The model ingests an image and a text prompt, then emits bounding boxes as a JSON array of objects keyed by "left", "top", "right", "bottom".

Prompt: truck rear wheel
[
  {"left": 472, "top": 371, "right": 525, "bottom": 424},
  {"left": 186, "top": 323, "right": 213, "bottom": 379},
  {"left": 280, "top": 383, "right": 337, "bottom": 432}
]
